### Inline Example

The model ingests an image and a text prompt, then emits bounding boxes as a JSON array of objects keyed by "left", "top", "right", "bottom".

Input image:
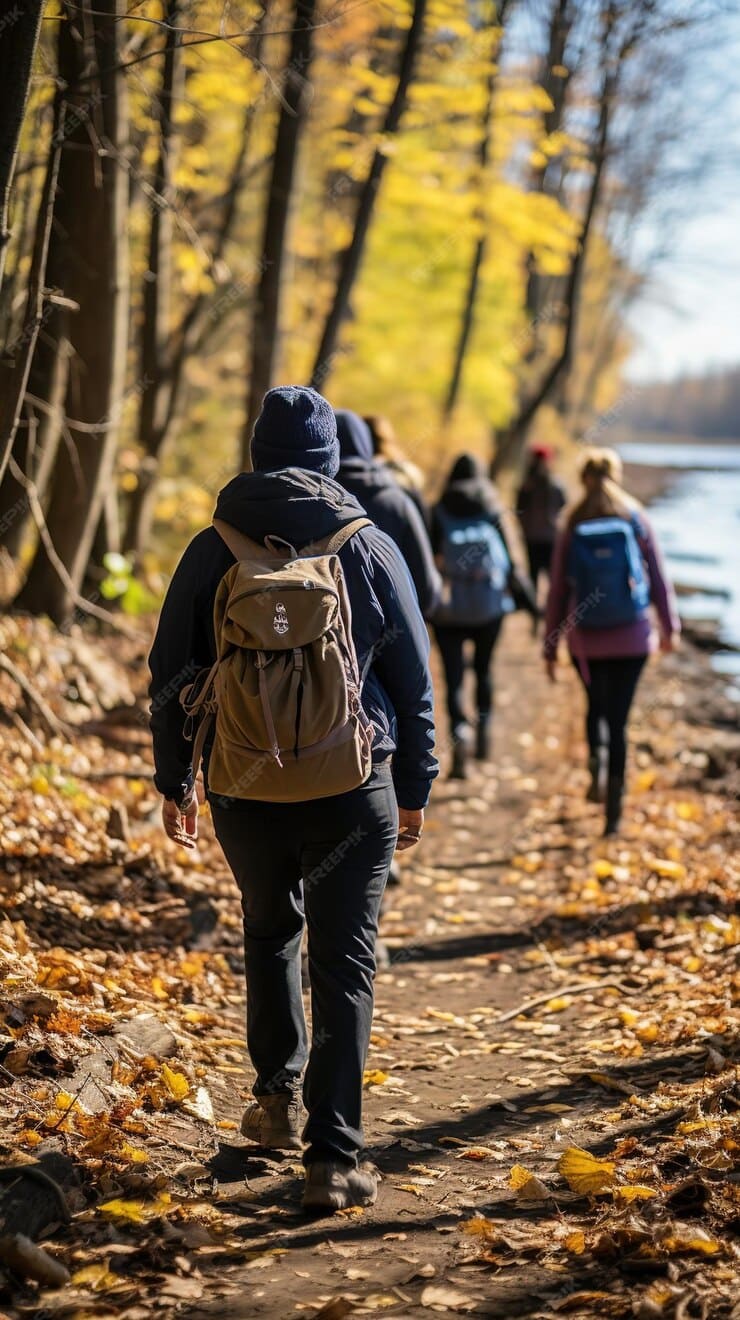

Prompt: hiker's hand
[
  {"left": 660, "top": 632, "right": 678, "bottom": 654},
  {"left": 545, "top": 658, "right": 557, "bottom": 683},
  {"left": 396, "top": 808, "right": 423, "bottom": 852},
  {"left": 162, "top": 795, "right": 198, "bottom": 850}
]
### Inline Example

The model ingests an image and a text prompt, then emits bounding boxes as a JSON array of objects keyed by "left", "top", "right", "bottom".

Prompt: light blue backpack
[{"left": 435, "top": 510, "right": 514, "bottom": 626}]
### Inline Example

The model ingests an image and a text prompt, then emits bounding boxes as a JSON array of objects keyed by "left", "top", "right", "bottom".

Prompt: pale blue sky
[{"left": 624, "top": 13, "right": 740, "bottom": 383}]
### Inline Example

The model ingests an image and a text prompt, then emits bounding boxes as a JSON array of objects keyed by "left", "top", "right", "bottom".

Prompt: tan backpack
[{"left": 180, "top": 516, "right": 375, "bottom": 802}]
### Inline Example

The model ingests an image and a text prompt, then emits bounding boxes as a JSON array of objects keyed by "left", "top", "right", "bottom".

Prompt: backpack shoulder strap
[
  {"left": 318, "top": 516, "right": 373, "bottom": 557},
  {"left": 213, "top": 517, "right": 271, "bottom": 562}
]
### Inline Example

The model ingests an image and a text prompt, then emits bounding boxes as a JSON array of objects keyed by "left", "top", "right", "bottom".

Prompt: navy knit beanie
[{"left": 251, "top": 386, "right": 340, "bottom": 477}]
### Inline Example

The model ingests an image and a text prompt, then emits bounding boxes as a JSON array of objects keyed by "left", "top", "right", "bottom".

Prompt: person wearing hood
[
  {"left": 431, "top": 453, "right": 537, "bottom": 779},
  {"left": 148, "top": 386, "right": 438, "bottom": 1211},
  {"left": 335, "top": 409, "right": 441, "bottom": 618}
]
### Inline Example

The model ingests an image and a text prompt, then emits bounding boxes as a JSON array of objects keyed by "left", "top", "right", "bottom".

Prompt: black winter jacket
[
  {"left": 335, "top": 411, "right": 441, "bottom": 618},
  {"left": 148, "top": 468, "right": 438, "bottom": 811}
]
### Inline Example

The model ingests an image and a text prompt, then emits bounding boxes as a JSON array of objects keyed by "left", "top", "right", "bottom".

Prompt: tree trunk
[
  {"left": 524, "top": 0, "right": 573, "bottom": 332},
  {"left": 241, "top": 0, "right": 319, "bottom": 467},
  {"left": 15, "top": 0, "right": 130, "bottom": 623},
  {"left": 0, "top": 94, "right": 65, "bottom": 491},
  {"left": 308, "top": 0, "right": 428, "bottom": 396},
  {"left": 0, "top": 0, "right": 44, "bottom": 290},
  {"left": 121, "top": 0, "right": 183, "bottom": 559},
  {"left": 442, "top": 0, "right": 510, "bottom": 420},
  {"left": 125, "top": 7, "right": 267, "bottom": 554},
  {"left": 491, "top": 72, "right": 611, "bottom": 476}
]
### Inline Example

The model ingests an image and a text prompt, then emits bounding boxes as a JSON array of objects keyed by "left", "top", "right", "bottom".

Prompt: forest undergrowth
[{"left": 0, "top": 612, "right": 738, "bottom": 1318}]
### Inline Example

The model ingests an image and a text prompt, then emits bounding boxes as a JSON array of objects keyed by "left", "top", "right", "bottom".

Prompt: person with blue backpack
[
  {"left": 431, "top": 454, "right": 537, "bottom": 779},
  {"left": 543, "top": 448, "right": 680, "bottom": 835}
]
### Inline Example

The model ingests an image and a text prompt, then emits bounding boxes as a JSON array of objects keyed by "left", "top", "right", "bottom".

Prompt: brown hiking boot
[
  {"left": 302, "top": 1160, "right": 379, "bottom": 1212},
  {"left": 241, "top": 1093, "right": 305, "bottom": 1151}
]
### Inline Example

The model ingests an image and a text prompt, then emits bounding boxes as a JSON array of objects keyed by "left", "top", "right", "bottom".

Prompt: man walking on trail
[{"left": 148, "top": 385, "right": 438, "bottom": 1211}]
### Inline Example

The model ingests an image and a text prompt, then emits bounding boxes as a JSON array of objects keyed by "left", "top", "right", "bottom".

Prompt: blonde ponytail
[{"left": 566, "top": 446, "right": 641, "bottom": 530}]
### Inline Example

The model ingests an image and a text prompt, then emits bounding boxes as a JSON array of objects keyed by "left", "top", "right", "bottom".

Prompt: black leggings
[
  {"left": 434, "top": 618, "right": 503, "bottom": 734},
  {"left": 573, "top": 655, "right": 647, "bottom": 781},
  {"left": 526, "top": 540, "right": 554, "bottom": 602}
]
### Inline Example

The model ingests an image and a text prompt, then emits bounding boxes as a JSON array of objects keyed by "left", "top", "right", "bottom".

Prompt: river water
[{"left": 617, "top": 441, "right": 740, "bottom": 676}]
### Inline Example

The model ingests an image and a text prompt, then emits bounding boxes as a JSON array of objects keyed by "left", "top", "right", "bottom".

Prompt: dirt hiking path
[{"left": 0, "top": 614, "right": 738, "bottom": 1319}]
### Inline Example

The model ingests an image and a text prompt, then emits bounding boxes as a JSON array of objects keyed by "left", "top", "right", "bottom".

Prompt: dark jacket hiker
[
  {"left": 431, "top": 454, "right": 535, "bottom": 778},
  {"left": 148, "top": 386, "right": 438, "bottom": 1212},
  {"left": 335, "top": 409, "right": 441, "bottom": 618}
]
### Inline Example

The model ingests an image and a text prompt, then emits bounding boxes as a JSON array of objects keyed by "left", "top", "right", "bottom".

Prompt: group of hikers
[{"left": 149, "top": 384, "right": 679, "bottom": 1213}]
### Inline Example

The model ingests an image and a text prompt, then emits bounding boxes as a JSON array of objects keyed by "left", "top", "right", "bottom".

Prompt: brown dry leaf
[
  {"left": 558, "top": 1146, "right": 616, "bottom": 1194},
  {"left": 456, "top": 1146, "right": 498, "bottom": 1160},
  {"left": 553, "top": 1293, "right": 617, "bottom": 1313},
  {"left": 312, "top": 1301, "right": 354, "bottom": 1320},
  {"left": 587, "top": 1071, "right": 635, "bottom": 1097},
  {"left": 420, "top": 1283, "right": 474, "bottom": 1311}
]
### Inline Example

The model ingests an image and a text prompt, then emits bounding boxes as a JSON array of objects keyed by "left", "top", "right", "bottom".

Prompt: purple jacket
[{"left": 543, "top": 514, "right": 680, "bottom": 663}]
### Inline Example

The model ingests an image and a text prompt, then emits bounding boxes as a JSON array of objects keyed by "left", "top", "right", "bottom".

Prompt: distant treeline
[{"left": 623, "top": 367, "right": 740, "bottom": 440}]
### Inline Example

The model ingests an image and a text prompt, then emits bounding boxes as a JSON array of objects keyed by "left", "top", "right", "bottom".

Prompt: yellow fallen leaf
[
  {"left": 19, "top": 1129, "right": 43, "bottom": 1146},
  {"left": 99, "top": 1193, "right": 171, "bottom": 1223},
  {"left": 558, "top": 1146, "right": 616, "bottom": 1194},
  {"left": 614, "top": 1185, "right": 657, "bottom": 1203},
  {"left": 564, "top": 1230, "right": 586, "bottom": 1254},
  {"left": 618, "top": 1007, "right": 639, "bottom": 1027},
  {"left": 363, "top": 1069, "right": 389, "bottom": 1086},
  {"left": 461, "top": 1216, "right": 498, "bottom": 1239},
  {"left": 364, "top": 1295, "right": 400, "bottom": 1308},
  {"left": 645, "top": 856, "right": 686, "bottom": 881},
  {"left": 663, "top": 1233, "right": 722, "bottom": 1257},
  {"left": 509, "top": 1164, "right": 549, "bottom": 1200},
  {"left": 593, "top": 860, "right": 614, "bottom": 879},
  {"left": 119, "top": 1142, "right": 148, "bottom": 1164},
  {"left": 635, "top": 1021, "right": 659, "bottom": 1044},
  {"left": 675, "top": 801, "right": 702, "bottom": 821},
  {"left": 161, "top": 1063, "right": 190, "bottom": 1101},
  {"left": 544, "top": 996, "right": 572, "bottom": 1013},
  {"left": 72, "top": 1262, "right": 121, "bottom": 1291},
  {"left": 217, "top": 1119, "right": 237, "bottom": 1130},
  {"left": 396, "top": 1183, "right": 425, "bottom": 1198}
]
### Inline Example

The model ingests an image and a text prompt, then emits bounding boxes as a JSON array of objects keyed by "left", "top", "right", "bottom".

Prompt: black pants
[
  {"left": 434, "top": 618, "right": 503, "bottom": 735},
  {"left": 526, "top": 540, "right": 555, "bottom": 601},
  {"left": 210, "top": 764, "right": 398, "bottom": 1168},
  {"left": 572, "top": 655, "right": 647, "bottom": 781}
]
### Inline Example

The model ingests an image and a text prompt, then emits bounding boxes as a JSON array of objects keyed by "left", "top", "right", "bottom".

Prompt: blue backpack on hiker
[
  {"left": 435, "top": 510, "right": 514, "bottom": 626},
  {"left": 568, "top": 516, "right": 650, "bottom": 629}
]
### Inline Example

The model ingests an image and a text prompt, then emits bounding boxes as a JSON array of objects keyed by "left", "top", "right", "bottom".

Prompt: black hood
[
  {"left": 439, "top": 476, "right": 502, "bottom": 520},
  {"left": 214, "top": 468, "right": 367, "bottom": 550},
  {"left": 335, "top": 410, "right": 374, "bottom": 461}
]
